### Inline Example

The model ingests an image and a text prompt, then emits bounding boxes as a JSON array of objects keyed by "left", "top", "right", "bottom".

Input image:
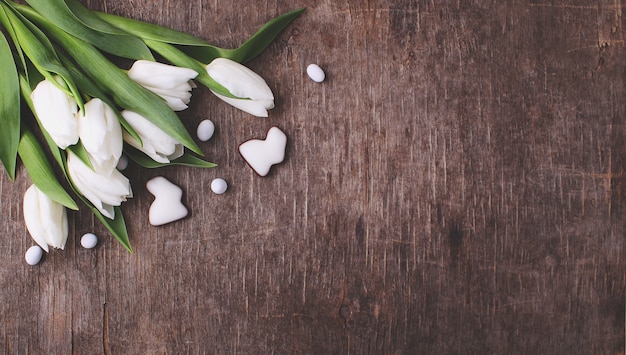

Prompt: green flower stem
[{"left": 95, "top": 10, "right": 231, "bottom": 50}]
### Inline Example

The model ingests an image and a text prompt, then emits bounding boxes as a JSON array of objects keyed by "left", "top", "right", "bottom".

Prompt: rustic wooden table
[{"left": 1, "top": 0, "right": 624, "bottom": 353}]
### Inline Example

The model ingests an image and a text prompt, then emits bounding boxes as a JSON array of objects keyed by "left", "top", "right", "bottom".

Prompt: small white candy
[
  {"left": 25, "top": 245, "right": 43, "bottom": 266},
  {"left": 116, "top": 155, "right": 129, "bottom": 171},
  {"left": 146, "top": 176, "right": 188, "bottom": 226},
  {"left": 211, "top": 178, "right": 228, "bottom": 194},
  {"left": 81, "top": 233, "right": 98, "bottom": 249},
  {"left": 306, "top": 64, "right": 325, "bottom": 83},
  {"left": 239, "top": 126, "right": 287, "bottom": 176},
  {"left": 197, "top": 119, "right": 215, "bottom": 142}
]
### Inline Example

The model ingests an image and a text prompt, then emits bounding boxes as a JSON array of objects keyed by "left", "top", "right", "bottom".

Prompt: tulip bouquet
[{"left": 0, "top": 0, "right": 304, "bottom": 252}]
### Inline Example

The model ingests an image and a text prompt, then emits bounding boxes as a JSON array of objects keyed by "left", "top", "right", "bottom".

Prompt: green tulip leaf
[
  {"left": 0, "top": 3, "right": 28, "bottom": 77},
  {"left": 124, "top": 144, "right": 216, "bottom": 169},
  {"left": 18, "top": 128, "right": 78, "bottom": 210},
  {"left": 3, "top": 2, "right": 83, "bottom": 111},
  {"left": 72, "top": 190, "right": 132, "bottom": 252},
  {"left": 91, "top": 204, "right": 132, "bottom": 253},
  {"left": 0, "top": 31, "right": 20, "bottom": 180},
  {"left": 23, "top": 0, "right": 153, "bottom": 60},
  {"left": 67, "top": 141, "right": 95, "bottom": 171},
  {"left": 185, "top": 7, "right": 306, "bottom": 64}
]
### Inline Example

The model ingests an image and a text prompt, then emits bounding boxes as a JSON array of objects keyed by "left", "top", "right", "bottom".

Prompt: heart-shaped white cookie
[{"left": 239, "top": 126, "right": 287, "bottom": 176}]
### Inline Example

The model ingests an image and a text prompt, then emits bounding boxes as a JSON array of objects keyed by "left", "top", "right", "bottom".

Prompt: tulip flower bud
[
  {"left": 23, "top": 185, "right": 69, "bottom": 252},
  {"left": 128, "top": 60, "right": 198, "bottom": 111},
  {"left": 30, "top": 78, "right": 79, "bottom": 149},
  {"left": 205, "top": 58, "right": 274, "bottom": 117},
  {"left": 67, "top": 152, "right": 132, "bottom": 219},
  {"left": 121, "top": 110, "right": 184, "bottom": 164},
  {"left": 79, "top": 98, "right": 123, "bottom": 171}
]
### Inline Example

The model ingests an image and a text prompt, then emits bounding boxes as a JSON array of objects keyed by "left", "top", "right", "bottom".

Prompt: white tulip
[
  {"left": 128, "top": 60, "right": 198, "bottom": 111},
  {"left": 205, "top": 58, "right": 274, "bottom": 117},
  {"left": 30, "top": 78, "right": 79, "bottom": 149},
  {"left": 78, "top": 98, "right": 123, "bottom": 171},
  {"left": 23, "top": 185, "right": 68, "bottom": 252},
  {"left": 67, "top": 152, "right": 132, "bottom": 219},
  {"left": 121, "top": 110, "right": 184, "bottom": 164}
]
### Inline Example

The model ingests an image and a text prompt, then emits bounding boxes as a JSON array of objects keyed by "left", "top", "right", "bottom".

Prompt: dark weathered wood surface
[{"left": 1, "top": 0, "right": 625, "bottom": 353}]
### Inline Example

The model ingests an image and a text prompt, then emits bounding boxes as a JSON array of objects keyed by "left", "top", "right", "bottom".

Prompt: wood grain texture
[{"left": 1, "top": 0, "right": 624, "bottom": 353}]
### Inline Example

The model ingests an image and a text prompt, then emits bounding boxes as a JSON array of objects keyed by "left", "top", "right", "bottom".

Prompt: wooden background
[{"left": 1, "top": 0, "right": 624, "bottom": 353}]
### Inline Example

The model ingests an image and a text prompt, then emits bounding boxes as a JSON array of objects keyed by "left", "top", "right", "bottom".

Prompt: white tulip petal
[
  {"left": 67, "top": 152, "right": 132, "bottom": 219},
  {"left": 205, "top": 58, "right": 275, "bottom": 117},
  {"left": 128, "top": 60, "right": 198, "bottom": 87},
  {"left": 128, "top": 60, "right": 198, "bottom": 111},
  {"left": 157, "top": 94, "right": 190, "bottom": 112},
  {"left": 30, "top": 79, "right": 79, "bottom": 149},
  {"left": 123, "top": 133, "right": 169, "bottom": 164},
  {"left": 23, "top": 185, "right": 68, "bottom": 252},
  {"left": 157, "top": 89, "right": 193, "bottom": 105},
  {"left": 212, "top": 92, "right": 270, "bottom": 117},
  {"left": 23, "top": 186, "right": 50, "bottom": 252},
  {"left": 122, "top": 111, "right": 177, "bottom": 143},
  {"left": 70, "top": 157, "right": 132, "bottom": 204},
  {"left": 205, "top": 58, "right": 274, "bottom": 101},
  {"left": 38, "top": 189, "right": 68, "bottom": 249},
  {"left": 79, "top": 98, "right": 123, "bottom": 171},
  {"left": 100, "top": 205, "right": 115, "bottom": 220},
  {"left": 170, "top": 143, "right": 184, "bottom": 161},
  {"left": 121, "top": 110, "right": 184, "bottom": 163}
]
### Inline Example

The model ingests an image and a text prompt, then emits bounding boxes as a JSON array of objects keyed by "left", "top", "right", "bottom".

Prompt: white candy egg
[
  {"left": 81, "top": 233, "right": 99, "bottom": 249},
  {"left": 197, "top": 119, "right": 215, "bottom": 142},
  {"left": 306, "top": 64, "right": 325, "bottom": 83},
  {"left": 211, "top": 178, "right": 228, "bottom": 194},
  {"left": 25, "top": 245, "right": 43, "bottom": 266},
  {"left": 116, "top": 155, "right": 129, "bottom": 171}
]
